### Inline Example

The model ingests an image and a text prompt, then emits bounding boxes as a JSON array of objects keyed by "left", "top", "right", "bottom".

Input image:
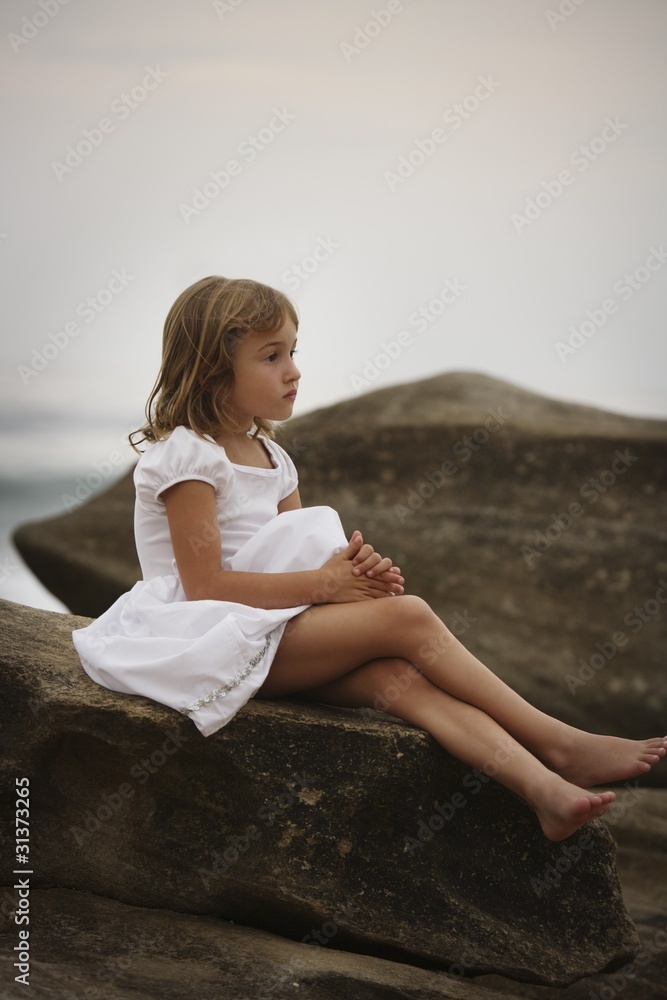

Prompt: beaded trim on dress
[{"left": 180, "top": 633, "right": 273, "bottom": 716}]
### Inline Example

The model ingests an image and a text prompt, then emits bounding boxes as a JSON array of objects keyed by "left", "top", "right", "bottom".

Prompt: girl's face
[{"left": 226, "top": 316, "right": 300, "bottom": 431}]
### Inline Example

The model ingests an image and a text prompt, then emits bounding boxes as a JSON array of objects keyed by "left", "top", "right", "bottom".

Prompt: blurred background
[{"left": 1, "top": 0, "right": 666, "bottom": 611}]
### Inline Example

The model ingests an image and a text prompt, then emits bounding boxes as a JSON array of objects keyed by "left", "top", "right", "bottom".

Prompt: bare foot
[
  {"left": 543, "top": 731, "right": 667, "bottom": 787},
  {"left": 532, "top": 776, "right": 617, "bottom": 842}
]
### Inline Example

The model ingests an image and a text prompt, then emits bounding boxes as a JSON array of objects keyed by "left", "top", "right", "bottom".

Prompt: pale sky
[{"left": 1, "top": 0, "right": 667, "bottom": 484}]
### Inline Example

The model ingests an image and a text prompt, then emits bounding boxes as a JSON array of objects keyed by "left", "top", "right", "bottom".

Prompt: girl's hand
[
  {"left": 316, "top": 532, "right": 404, "bottom": 603},
  {"left": 349, "top": 531, "right": 402, "bottom": 582}
]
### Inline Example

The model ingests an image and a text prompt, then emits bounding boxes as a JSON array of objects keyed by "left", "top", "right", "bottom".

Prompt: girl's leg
[
  {"left": 258, "top": 596, "right": 666, "bottom": 788},
  {"left": 290, "top": 655, "right": 617, "bottom": 842}
]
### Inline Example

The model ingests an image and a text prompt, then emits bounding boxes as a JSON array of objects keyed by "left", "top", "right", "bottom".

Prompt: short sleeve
[
  {"left": 265, "top": 438, "right": 299, "bottom": 501},
  {"left": 134, "top": 427, "right": 233, "bottom": 513}
]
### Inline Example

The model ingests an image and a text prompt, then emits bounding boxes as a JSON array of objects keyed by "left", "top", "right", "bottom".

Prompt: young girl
[{"left": 72, "top": 274, "right": 666, "bottom": 843}]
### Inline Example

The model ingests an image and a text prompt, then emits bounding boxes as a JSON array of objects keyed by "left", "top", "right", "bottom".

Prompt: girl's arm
[{"left": 163, "top": 480, "right": 403, "bottom": 607}]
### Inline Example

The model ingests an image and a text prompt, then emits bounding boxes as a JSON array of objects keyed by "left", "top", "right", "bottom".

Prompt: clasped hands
[{"left": 318, "top": 529, "right": 405, "bottom": 603}]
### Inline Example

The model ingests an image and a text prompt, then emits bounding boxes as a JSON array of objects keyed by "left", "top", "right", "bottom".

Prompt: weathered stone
[
  {"left": 3, "top": 796, "right": 666, "bottom": 1000},
  {"left": 0, "top": 598, "right": 640, "bottom": 986},
  {"left": 0, "top": 888, "right": 514, "bottom": 1000},
  {"left": 476, "top": 791, "right": 667, "bottom": 998},
  {"left": 13, "top": 373, "right": 667, "bottom": 777}
]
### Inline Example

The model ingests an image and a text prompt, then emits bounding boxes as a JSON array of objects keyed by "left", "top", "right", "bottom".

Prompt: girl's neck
[{"left": 214, "top": 429, "right": 274, "bottom": 470}]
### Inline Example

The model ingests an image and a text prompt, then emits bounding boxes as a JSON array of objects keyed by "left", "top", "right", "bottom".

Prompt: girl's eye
[{"left": 265, "top": 349, "right": 297, "bottom": 362}]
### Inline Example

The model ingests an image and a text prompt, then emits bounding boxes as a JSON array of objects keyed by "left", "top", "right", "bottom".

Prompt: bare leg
[
  {"left": 259, "top": 597, "right": 666, "bottom": 788},
  {"left": 285, "top": 656, "right": 617, "bottom": 841}
]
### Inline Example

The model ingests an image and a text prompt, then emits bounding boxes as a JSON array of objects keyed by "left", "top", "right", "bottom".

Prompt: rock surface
[
  {"left": 2, "top": 791, "right": 666, "bottom": 1000},
  {"left": 477, "top": 789, "right": 667, "bottom": 999},
  {"left": 0, "top": 598, "right": 640, "bottom": 988},
  {"left": 13, "top": 372, "right": 667, "bottom": 780},
  {"left": 0, "top": 889, "right": 517, "bottom": 1000}
]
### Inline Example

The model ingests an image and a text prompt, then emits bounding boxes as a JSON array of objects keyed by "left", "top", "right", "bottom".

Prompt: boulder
[
  {"left": 477, "top": 790, "right": 667, "bottom": 999},
  {"left": 13, "top": 373, "right": 667, "bottom": 777},
  {"left": 3, "top": 802, "right": 666, "bottom": 1000},
  {"left": 0, "top": 888, "right": 523, "bottom": 1000},
  {"left": 0, "top": 598, "right": 641, "bottom": 986}
]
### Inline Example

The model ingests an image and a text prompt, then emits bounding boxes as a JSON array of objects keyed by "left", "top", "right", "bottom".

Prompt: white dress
[{"left": 72, "top": 426, "right": 348, "bottom": 736}]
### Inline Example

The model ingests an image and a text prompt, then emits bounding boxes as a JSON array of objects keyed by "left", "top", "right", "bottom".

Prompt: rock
[
  {"left": 0, "top": 888, "right": 518, "bottom": 1000},
  {"left": 607, "top": 786, "right": 667, "bottom": 925},
  {"left": 475, "top": 790, "right": 667, "bottom": 998},
  {"left": 13, "top": 373, "right": 667, "bottom": 776},
  {"left": 0, "top": 598, "right": 641, "bottom": 986},
  {"left": 13, "top": 471, "right": 139, "bottom": 615},
  {"left": 2, "top": 812, "right": 665, "bottom": 1000}
]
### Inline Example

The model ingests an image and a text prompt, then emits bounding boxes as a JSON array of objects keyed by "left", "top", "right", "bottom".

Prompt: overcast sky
[{"left": 1, "top": 0, "right": 666, "bottom": 484}]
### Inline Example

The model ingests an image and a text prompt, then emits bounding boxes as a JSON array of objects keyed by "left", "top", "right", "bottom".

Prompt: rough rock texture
[
  {"left": 2, "top": 791, "right": 666, "bottom": 1000},
  {"left": 13, "top": 373, "right": 667, "bottom": 781},
  {"left": 477, "top": 789, "right": 667, "bottom": 1000},
  {"left": 0, "top": 889, "right": 518, "bottom": 1000},
  {"left": 0, "top": 599, "right": 640, "bottom": 987}
]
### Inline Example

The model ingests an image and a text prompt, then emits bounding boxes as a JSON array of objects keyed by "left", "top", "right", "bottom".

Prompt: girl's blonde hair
[{"left": 130, "top": 275, "right": 298, "bottom": 451}]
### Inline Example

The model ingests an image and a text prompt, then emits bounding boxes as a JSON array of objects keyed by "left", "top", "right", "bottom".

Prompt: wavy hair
[{"left": 130, "top": 276, "right": 298, "bottom": 451}]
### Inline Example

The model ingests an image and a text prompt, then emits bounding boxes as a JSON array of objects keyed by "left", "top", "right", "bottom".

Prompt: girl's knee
[{"left": 394, "top": 594, "right": 438, "bottom": 630}]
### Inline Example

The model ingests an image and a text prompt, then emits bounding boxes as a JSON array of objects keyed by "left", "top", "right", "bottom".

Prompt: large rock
[
  {"left": 0, "top": 888, "right": 522, "bottom": 1000},
  {"left": 2, "top": 799, "right": 666, "bottom": 1000},
  {"left": 477, "top": 790, "right": 667, "bottom": 1000},
  {"left": 13, "top": 373, "right": 667, "bottom": 778},
  {"left": 0, "top": 598, "right": 640, "bottom": 987}
]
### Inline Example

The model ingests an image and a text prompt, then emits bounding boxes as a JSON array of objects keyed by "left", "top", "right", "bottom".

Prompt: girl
[{"left": 72, "top": 275, "right": 666, "bottom": 843}]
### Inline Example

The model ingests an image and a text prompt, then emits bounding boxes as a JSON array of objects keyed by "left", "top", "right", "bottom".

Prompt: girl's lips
[{"left": 285, "top": 391, "right": 297, "bottom": 400}]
